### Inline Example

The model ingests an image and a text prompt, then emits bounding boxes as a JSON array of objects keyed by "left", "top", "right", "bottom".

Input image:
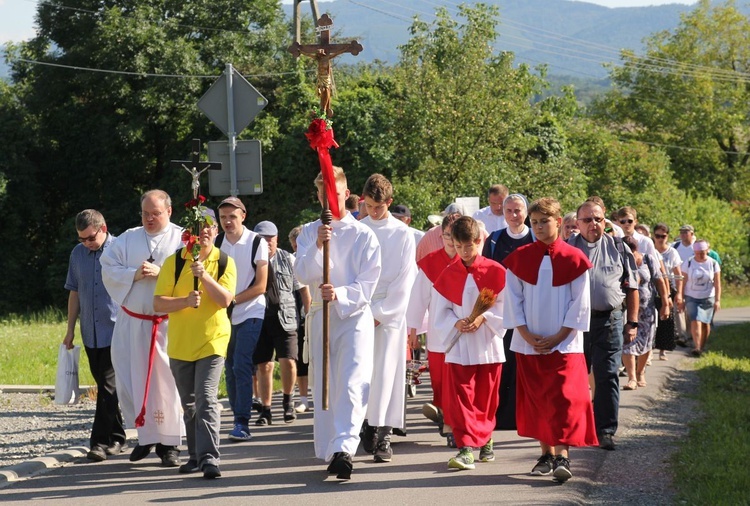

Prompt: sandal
[
  {"left": 637, "top": 375, "right": 647, "bottom": 388},
  {"left": 659, "top": 351, "right": 668, "bottom": 361},
  {"left": 623, "top": 380, "right": 638, "bottom": 391}
]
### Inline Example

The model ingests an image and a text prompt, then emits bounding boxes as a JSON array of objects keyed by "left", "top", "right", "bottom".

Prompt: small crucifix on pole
[
  {"left": 170, "top": 139, "right": 222, "bottom": 199},
  {"left": 288, "top": 13, "right": 363, "bottom": 117}
]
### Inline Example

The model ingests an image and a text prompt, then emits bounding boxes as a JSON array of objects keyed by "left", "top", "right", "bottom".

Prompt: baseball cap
[
  {"left": 391, "top": 204, "right": 411, "bottom": 218},
  {"left": 218, "top": 196, "right": 246, "bottom": 213},
  {"left": 679, "top": 224, "right": 694, "bottom": 232},
  {"left": 254, "top": 220, "right": 278, "bottom": 237}
]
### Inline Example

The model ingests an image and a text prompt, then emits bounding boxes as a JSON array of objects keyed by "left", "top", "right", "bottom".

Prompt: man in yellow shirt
[{"left": 154, "top": 208, "right": 236, "bottom": 480}]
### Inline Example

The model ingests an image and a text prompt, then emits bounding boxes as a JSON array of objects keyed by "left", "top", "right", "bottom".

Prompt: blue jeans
[
  {"left": 583, "top": 309, "right": 623, "bottom": 436},
  {"left": 225, "top": 318, "right": 263, "bottom": 424}
]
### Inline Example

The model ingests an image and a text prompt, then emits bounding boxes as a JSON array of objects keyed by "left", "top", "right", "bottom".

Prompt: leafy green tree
[
  {"left": 0, "top": 0, "right": 289, "bottom": 312},
  {"left": 590, "top": 0, "right": 750, "bottom": 202}
]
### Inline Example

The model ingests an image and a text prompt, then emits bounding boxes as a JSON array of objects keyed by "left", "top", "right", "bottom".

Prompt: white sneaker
[{"left": 295, "top": 400, "right": 309, "bottom": 413}]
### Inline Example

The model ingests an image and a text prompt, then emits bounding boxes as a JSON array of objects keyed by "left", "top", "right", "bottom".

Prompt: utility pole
[{"left": 292, "top": 0, "right": 320, "bottom": 43}]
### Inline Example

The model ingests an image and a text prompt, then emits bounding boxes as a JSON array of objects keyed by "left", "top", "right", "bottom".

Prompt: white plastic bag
[{"left": 54, "top": 344, "right": 80, "bottom": 404}]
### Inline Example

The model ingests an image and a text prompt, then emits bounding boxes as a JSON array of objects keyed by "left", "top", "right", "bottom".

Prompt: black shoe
[
  {"left": 361, "top": 422, "right": 377, "bottom": 454},
  {"left": 552, "top": 456, "right": 573, "bottom": 483},
  {"left": 255, "top": 410, "right": 272, "bottom": 426},
  {"left": 105, "top": 441, "right": 127, "bottom": 456},
  {"left": 179, "top": 459, "right": 200, "bottom": 474},
  {"left": 87, "top": 445, "right": 107, "bottom": 462},
  {"left": 252, "top": 397, "right": 263, "bottom": 413},
  {"left": 373, "top": 440, "right": 393, "bottom": 463},
  {"left": 156, "top": 444, "right": 180, "bottom": 467},
  {"left": 283, "top": 404, "right": 297, "bottom": 423},
  {"left": 598, "top": 433, "right": 616, "bottom": 451},
  {"left": 328, "top": 452, "right": 353, "bottom": 480},
  {"left": 129, "top": 444, "right": 155, "bottom": 462},
  {"left": 393, "top": 427, "right": 407, "bottom": 437},
  {"left": 203, "top": 464, "right": 222, "bottom": 479}
]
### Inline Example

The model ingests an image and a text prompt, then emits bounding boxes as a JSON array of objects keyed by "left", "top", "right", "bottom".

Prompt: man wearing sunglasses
[
  {"left": 64, "top": 210, "right": 126, "bottom": 462},
  {"left": 569, "top": 201, "right": 639, "bottom": 451}
]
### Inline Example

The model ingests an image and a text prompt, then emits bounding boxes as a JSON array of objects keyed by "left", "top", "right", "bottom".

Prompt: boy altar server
[
  {"left": 294, "top": 166, "right": 381, "bottom": 480},
  {"left": 406, "top": 213, "right": 461, "bottom": 445},
  {"left": 433, "top": 216, "right": 506, "bottom": 470},
  {"left": 359, "top": 173, "right": 417, "bottom": 463},
  {"left": 502, "top": 197, "right": 597, "bottom": 484}
]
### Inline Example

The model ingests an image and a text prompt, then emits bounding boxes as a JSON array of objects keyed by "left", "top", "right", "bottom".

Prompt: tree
[
  {"left": 0, "top": 0, "right": 289, "bottom": 312},
  {"left": 590, "top": 0, "right": 750, "bottom": 202}
]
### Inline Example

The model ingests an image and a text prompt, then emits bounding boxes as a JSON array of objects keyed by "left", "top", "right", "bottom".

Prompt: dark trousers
[
  {"left": 85, "top": 346, "right": 126, "bottom": 449},
  {"left": 583, "top": 310, "right": 623, "bottom": 437},
  {"left": 495, "top": 328, "right": 517, "bottom": 430}
]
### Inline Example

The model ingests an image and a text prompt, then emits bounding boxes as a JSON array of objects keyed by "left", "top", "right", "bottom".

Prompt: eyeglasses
[
  {"left": 141, "top": 210, "right": 165, "bottom": 220},
  {"left": 619, "top": 219, "right": 634, "bottom": 224},
  {"left": 78, "top": 228, "right": 101, "bottom": 243},
  {"left": 578, "top": 217, "right": 604, "bottom": 224},
  {"left": 654, "top": 233, "right": 668, "bottom": 239}
]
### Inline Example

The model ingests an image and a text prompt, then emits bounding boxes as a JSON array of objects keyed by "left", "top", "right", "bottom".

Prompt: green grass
[
  {"left": 722, "top": 283, "right": 750, "bottom": 309},
  {"left": 0, "top": 313, "right": 282, "bottom": 395},
  {"left": 673, "top": 323, "right": 750, "bottom": 504}
]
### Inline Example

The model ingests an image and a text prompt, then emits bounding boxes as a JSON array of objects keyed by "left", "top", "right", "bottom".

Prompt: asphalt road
[{"left": 1, "top": 307, "right": 746, "bottom": 505}]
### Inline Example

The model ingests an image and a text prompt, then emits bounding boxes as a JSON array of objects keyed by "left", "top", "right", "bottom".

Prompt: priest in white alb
[{"left": 101, "top": 189, "right": 185, "bottom": 467}]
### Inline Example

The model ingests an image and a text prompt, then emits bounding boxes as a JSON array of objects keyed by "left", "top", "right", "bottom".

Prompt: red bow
[{"left": 305, "top": 118, "right": 340, "bottom": 219}]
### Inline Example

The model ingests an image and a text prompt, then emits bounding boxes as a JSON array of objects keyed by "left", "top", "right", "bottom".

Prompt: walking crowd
[{"left": 62, "top": 170, "right": 721, "bottom": 483}]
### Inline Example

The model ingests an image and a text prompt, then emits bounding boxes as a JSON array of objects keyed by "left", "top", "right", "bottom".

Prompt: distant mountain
[{"left": 284, "top": 0, "right": 748, "bottom": 79}]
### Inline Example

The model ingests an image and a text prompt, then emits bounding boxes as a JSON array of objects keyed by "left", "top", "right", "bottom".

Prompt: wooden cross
[
  {"left": 287, "top": 14, "right": 363, "bottom": 117},
  {"left": 169, "top": 139, "right": 221, "bottom": 199}
]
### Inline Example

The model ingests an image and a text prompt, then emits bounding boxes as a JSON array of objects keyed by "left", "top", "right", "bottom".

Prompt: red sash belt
[{"left": 121, "top": 306, "right": 168, "bottom": 428}]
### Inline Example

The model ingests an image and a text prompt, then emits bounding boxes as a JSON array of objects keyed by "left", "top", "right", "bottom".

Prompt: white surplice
[
  {"left": 100, "top": 223, "right": 185, "bottom": 445},
  {"left": 406, "top": 271, "right": 443, "bottom": 351},
  {"left": 503, "top": 257, "right": 591, "bottom": 356},
  {"left": 361, "top": 214, "right": 416, "bottom": 428},
  {"left": 294, "top": 212, "right": 381, "bottom": 461},
  {"left": 433, "top": 275, "right": 506, "bottom": 366}
]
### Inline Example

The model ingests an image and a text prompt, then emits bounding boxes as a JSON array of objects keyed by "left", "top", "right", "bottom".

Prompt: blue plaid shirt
[{"left": 64, "top": 234, "right": 118, "bottom": 348}]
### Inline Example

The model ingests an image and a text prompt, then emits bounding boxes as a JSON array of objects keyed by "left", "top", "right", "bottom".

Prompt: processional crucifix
[{"left": 288, "top": 15, "right": 362, "bottom": 410}]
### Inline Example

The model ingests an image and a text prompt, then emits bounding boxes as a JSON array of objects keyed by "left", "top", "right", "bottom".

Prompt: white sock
[{"left": 300, "top": 396, "right": 308, "bottom": 405}]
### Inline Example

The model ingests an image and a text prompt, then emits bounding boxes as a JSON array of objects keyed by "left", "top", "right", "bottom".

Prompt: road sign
[
  {"left": 207, "top": 140, "right": 263, "bottom": 196},
  {"left": 198, "top": 68, "right": 267, "bottom": 137}
]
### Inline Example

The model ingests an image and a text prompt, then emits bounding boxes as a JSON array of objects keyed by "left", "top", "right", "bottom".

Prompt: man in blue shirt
[{"left": 64, "top": 209, "right": 126, "bottom": 462}]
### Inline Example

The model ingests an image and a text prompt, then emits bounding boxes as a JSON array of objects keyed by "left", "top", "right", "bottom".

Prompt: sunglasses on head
[
  {"left": 654, "top": 233, "right": 668, "bottom": 239},
  {"left": 619, "top": 219, "right": 634, "bottom": 224}
]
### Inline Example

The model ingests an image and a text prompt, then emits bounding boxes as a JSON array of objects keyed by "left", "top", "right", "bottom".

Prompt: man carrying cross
[
  {"left": 101, "top": 189, "right": 185, "bottom": 467},
  {"left": 294, "top": 166, "right": 381, "bottom": 480}
]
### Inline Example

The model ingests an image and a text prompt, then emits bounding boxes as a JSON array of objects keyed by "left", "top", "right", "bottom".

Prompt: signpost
[{"left": 198, "top": 63, "right": 267, "bottom": 196}]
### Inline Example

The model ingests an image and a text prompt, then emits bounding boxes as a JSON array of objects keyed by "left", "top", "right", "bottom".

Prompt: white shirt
[
  {"left": 504, "top": 257, "right": 591, "bottom": 355},
  {"left": 682, "top": 257, "right": 720, "bottom": 299},
  {"left": 472, "top": 207, "right": 507, "bottom": 234},
  {"left": 675, "top": 240, "right": 696, "bottom": 263},
  {"left": 219, "top": 227, "right": 268, "bottom": 322}
]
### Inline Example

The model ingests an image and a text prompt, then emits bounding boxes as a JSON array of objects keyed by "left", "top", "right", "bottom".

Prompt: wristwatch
[{"left": 626, "top": 321, "right": 638, "bottom": 328}]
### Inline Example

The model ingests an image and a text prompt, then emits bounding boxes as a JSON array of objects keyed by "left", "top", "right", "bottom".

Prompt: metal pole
[
  {"left": 225, "top": 63, "right": 239, "bottom": 196},
  {"left": 321, "top": 187, "right": 331, "bottom": 411}
]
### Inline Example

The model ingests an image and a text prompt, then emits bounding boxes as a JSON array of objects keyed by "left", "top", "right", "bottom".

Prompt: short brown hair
[
  {"left": 441, "top": 212, "right": 462, "bottom": 232},
  {"left": 489, "top": 184, "right": 509, "bottom": 198},
  {"left": 529, "top": 197, "right": 561, "bottom": 218},
  {"left": 362, "top": 173, "right": 393, "bottom": 203},
  {"left": 345, "top": 194, "right": 359, "bottom": 211},
  {"left": 76, "top": 209, "right": 105, "bottom": 232},
  {"left": 314, "top": 166, "right": 347, "bottom": 191},
  {"left": 616, "top": 206, "right": 638, "bottom": 220},
  {"left": 451, "top": 216, "right": 480, "bottom": 243}
]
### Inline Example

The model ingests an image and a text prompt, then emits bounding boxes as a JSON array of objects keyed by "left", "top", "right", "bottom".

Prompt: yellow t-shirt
[{"left": 154, "top": 247, "right": 237, "bottom": 361}]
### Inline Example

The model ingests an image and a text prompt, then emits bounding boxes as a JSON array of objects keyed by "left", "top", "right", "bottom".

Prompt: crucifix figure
[
  {"left": 169, "top": 139, "right": 221, "bottom": 199},
  {"left": 288, "top": 14, "right": 363, "bottom": 117}
]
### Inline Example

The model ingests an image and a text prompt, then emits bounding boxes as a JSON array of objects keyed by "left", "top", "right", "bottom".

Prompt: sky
[{"left": 0, "top": 0, "right": 699, "bottom": 44}]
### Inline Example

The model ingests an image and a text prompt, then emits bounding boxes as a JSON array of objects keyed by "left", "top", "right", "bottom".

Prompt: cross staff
[
  {"left": 288, "top": 13, "right": 363, "bottom": 117},
  {"left": 288, "top": 14, "right": 362, "bottom": 411},
  {"left": 170, "top": 139, "right": 221, "bottom": 199},
  {"left": 170, "top": 139, "right": 221, "bottom": 291}
]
